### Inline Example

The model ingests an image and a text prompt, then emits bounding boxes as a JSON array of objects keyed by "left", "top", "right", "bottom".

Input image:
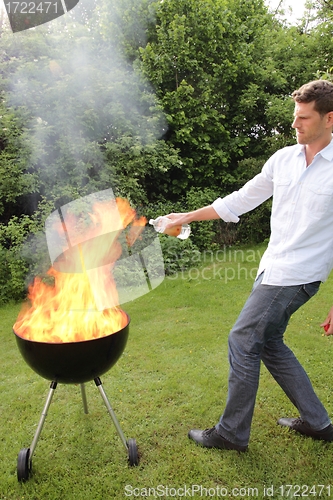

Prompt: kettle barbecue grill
[
  {"left": 12, "top": 189, "right": 165, "bottom": 482},
  {"left": 14, "top": 312, "right": 139, "bottom": 482}
]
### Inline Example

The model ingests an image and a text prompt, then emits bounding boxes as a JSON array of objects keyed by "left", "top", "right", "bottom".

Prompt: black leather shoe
[
  {"left": 188, "top": 427, "right": 247, "bottom": 452},
  {"left": 278, "top": 417, "right": 333, "bottom": 441}
]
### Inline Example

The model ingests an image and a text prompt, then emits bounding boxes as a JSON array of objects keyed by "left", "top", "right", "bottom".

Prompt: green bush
[
  {"left": 185, "top": 187, "right": 223, "bottom": 251},
  {"left": 236, "top": 199, "right": 272, "bottom": 244},
  {"left": 0, "top": 216, "right": 33, "bottom": 304},
  {"left": 158, "top": 235, "right": 201, "bottom": 275},
  {"left": 0, "top": 208, "right": 52, "bottom": 304}
]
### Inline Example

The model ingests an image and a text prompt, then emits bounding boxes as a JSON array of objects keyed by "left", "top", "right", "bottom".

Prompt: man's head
[
  {"left": 292, "top": 80, "right": 333, "bottom": 117},
  {"left": 292, "top": 80, "right": 333, "bottom": 147}
]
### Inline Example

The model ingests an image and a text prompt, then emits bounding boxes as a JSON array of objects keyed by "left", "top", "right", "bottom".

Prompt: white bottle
[{"left": 149, "top": 216, "right": 191, "bottom": 240}]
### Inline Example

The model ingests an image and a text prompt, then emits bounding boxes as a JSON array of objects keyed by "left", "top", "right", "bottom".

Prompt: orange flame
[{"left": 14, "top": 198, "right": 146, "bottom": 343}]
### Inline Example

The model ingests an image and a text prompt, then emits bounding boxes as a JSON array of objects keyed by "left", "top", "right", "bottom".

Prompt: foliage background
[{"left": 0, "top": 0, "right": 332, "bottom": 301}]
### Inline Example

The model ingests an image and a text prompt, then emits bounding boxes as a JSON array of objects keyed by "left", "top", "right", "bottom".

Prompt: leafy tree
[
  {"left": 0, "top": 102, "right": 39, "bottom": 221},
  {"left": 98, "top": 0, "right": 158, "bottom": 62},
  {"left": 138, "top": 0, "right": 299, "bottom": 196}
]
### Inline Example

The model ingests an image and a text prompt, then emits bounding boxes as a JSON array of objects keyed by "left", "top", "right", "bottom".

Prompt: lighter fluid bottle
[{"left": 149, "top": 216, "right": 191, "bottom": 240}]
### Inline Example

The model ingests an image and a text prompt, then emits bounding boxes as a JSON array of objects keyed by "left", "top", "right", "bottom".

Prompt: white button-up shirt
[{"left": 212, "top": 140, "right": 333, "bottom": 285}]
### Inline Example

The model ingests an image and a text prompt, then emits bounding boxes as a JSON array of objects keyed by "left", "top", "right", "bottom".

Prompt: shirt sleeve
[{"left": 212, "top": 161, "right": 274, "bottom": 223}]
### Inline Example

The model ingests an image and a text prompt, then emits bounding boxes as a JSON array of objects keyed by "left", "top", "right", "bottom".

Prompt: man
[{"left": 165, "top": 80, "right": 333, "bottom": 452}]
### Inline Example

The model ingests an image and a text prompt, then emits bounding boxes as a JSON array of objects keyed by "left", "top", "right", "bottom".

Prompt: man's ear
[{"left": 326, "top": 111, "right": 333, "bottom": 128}]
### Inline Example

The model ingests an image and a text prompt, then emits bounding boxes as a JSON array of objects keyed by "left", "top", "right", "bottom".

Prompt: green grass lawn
[{"left": 1, "top": 243, "right": 333, "bottom": 499}]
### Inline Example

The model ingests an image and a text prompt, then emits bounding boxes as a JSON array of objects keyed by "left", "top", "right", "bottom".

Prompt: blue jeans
[{"left": 216, "top": 273, "right": 331, "bottom": 447}]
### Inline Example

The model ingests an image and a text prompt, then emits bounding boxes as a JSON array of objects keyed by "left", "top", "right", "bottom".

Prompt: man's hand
[
  {"left": 164, "top": 212, "right": 191, "bottom": 228},
  {"left": 321, "top": 306, "right": 333, "bottom": 335}
]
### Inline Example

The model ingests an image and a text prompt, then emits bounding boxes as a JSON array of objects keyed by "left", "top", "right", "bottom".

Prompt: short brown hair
[{"left": 292, "top": 80, "right": 333, "bottom": 116}]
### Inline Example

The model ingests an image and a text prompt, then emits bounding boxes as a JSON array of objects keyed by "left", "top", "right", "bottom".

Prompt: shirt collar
[
  {"left": 318, "top": 138, "right": 333, "bottom": 161},
  {"left": 294, "top": 138, "right": 333, "bottom": 161},
  {"left": 295, "top": 144, "right": 305, "bottom": 157}
]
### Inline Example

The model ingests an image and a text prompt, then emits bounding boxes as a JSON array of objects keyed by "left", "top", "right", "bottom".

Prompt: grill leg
[
  {"left": 30, "top": 381, "right": 57, "bottom": 460},
  {"left": 94, "top": 377, "right": 128, "bottom": 452},
  {"left": 17, "top": 380, "right": 57, "bottom": 481},
  {"left": 80, "top": 384, "right": 89, "bottom": 414}
]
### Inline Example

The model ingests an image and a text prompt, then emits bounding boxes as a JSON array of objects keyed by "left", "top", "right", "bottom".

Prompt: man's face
[{"left": 292, "top": 101, "right": 330, "bottom": 145}]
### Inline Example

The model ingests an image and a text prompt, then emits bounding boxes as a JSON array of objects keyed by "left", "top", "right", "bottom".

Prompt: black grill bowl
[{"left": 14, "top": 314, "right": 130, "bottom": 384}]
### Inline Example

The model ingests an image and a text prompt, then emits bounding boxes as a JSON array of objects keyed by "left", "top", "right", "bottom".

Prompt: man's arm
[
  {"left": 165, "top": 163, "right": 274, "bottom": 229},
  {"left": 165, "top": 205, "right": 220, "bottom": 228}
]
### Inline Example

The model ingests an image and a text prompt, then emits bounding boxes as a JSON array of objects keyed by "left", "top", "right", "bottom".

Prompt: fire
[{"left": 14, "top": 197, "right": 146, "bottom": 343}]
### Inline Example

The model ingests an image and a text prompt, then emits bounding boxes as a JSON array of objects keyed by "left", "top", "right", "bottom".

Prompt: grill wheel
[
  {"left": 127, "top": 438, "right": 139, "bottom": 466},
  {"left": 17, "top": 448, "right": 31, "bottom": 482}
]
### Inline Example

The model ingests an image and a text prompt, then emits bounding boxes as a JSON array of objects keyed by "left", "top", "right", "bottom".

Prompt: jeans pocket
[
  {"left": 302, "top": 281, "right": 321, "bottom": 299},
  {"left": 285, "top": 282, "right": 321, "bottom": 317}
]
